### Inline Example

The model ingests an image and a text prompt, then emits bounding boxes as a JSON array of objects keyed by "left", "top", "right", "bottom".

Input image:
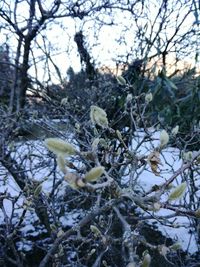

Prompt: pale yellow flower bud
[
  {"left": 170, "top": 242, "right": 182, "bottom": 250},
  {"left": 126, "top": 262, "right": 136, "bottom": 267},
  {"left": 183, "top": 151, "right": 193, "bottom": 161},
  {"left": 116, "top": 130, "right": 122, "bottom": 140},
  {"left": 61, "top": 97, "right": 68, "bottom": 105},
  {"left": 90, "top": 106, "right": 108, "bottom": 128},
  {"left": 126, "top": 93, "right": 133, "bottom": 102},
  {"left": 85, "top": 166, "right": 104, "bottom": 182},
  {"left": 57, "top": 155, "right": 67, "bottom": 174},
  {"left": 195, "top": 209, "right": 200, "bottom": 218},
  {"left": 116, "top": 75, "right": 127, "bottom": 86},
  {"left": 34, "top": 184, "right": 42, "bottom": 197},
  {"left": 92, "top": 138, "right": 100, "bottom": 151},
  {"left": 45, "top": 138, "right": 76, "bottom": 156},
  {"left": 160, "top": 130, "right": 169, "bottom": 147},
  {"left": 90, "top": 225, "right": 102, "bottom": 236},
  {"left": 168, "top": 182, "right": 187, "bottom": 201},
  {"left": 152, "top": 202, "right": 161, "bottom": 212},
  {"left": 172, "top": 125, "right": 179, "bottom": 135},
  {"left": 141, "top": 253, "right": 151, "bottom": 267},
  {"left": 145, "top": 92, "right": 153, "bottom": 103}
]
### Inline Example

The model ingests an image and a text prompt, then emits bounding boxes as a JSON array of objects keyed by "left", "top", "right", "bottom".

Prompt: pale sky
[{"left": 0, "top": 0, "right": 198, "bottom": 84}]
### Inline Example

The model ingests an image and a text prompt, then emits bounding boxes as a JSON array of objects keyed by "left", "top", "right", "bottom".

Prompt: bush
[{"left": 0, "top": 80, "right": 200, "bottom": 266}]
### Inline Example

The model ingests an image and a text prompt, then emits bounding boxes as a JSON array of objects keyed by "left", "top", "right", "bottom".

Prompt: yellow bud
[
  {"left": 90, "top": 225, "right": 102, "bottom": 236},
  {"left": 60, "top": 97, "right": 68, "bottom": 105},
  {"left": 85, "top": 166, "right": 105, "bottom": 182},
  {"left": 90, "top": 106, "right": 108, "bottom": 128},
  {"left": 92, "top": 138, "right": 100, "bottom": 151},
  {"left": 160, "top": 130, "right": 169, "bottom": 147},
  {"left": 170, "top": 242, "right": 182, "bottom": 250},
  {"left": 172, "top": 125, "right": 179, "bottom": 135},
  {"left": 57, "top": 155, "right": 67, "bottom": 174},
  {"left": 145, "top": 92, "right": 153, "bottom": 103},
  {"left": 75, "top": 123, "right": 81, "bottom": 132},
  {"left": 195, "top": 209, "right": 200, "bottom": 218},
  {"left": 126, "top": 93, "right": 133, "bottom": 102},
  {"left": 34, "top": 184, "right": 42, "bottom": 197},
  {"left": 116, "top": 75, "right": 127, "bottom": 86},
  {"left": 45, "top": 138, "right": 76, "bottom": 156},
  {"left": 116, "top": 130, "right": 122, "bottom": 140},
  {"left": 152, "top": 202, "right": 161, "bottom": 211},
  {"left": 88, "top": 248, "right": 96, "bottom": 256},
  {"left": 183, "top": 151, "right": 193, "bottom": 161},
  {"left": 126, "top": 262, "right": 136, "bottom": 267},
  {"left": 158, "top": 245, "right": 169, "bottom": 257},
  {"left": 141, "top": 253, "right": 151, "bottom": 267},
  {"left": 57, "top": 229, "right": 64, "bottom": 237},
  {"left": 168, "top": 182, "right": 187, "bottom": 201},
  {"left": 76, "top": 178, "right": 86, "bottom": 188}
]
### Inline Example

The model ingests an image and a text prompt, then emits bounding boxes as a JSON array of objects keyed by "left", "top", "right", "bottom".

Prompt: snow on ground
[{"left": 0, "top": 129, "right": 199, "bottom": 253}]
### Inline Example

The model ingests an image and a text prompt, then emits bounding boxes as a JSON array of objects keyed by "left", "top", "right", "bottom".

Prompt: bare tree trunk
[
  {"left": 17, "top": 38, "right": 31, "bottom": 111},
  {"left": 74, "top": 31, "right": 96, "bottom": 80},
  {"left": 9, "top": 39, "right": 22, "bottom": 113}
]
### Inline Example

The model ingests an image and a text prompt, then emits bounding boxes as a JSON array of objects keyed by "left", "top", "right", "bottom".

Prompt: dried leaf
[
  {"left": 64, "top": 173, "right": 85, "bottom": 189},
  {"left": 147, "top": 151, "right": 162, "bottom": 176}
]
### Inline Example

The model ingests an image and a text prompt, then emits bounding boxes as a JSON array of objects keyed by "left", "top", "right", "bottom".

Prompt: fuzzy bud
[
  {"left": 168, "top": 182, "right": 187, "bottom": 201},
  {"left": 126, "top": 93, "right": 133, "bottom": 103},
  {"left": 92, "top": 138, "right": 100, "bottom": 151},
  {"left": 183, "top": 151, "right": 193, "bottom": 161},
  {"left": 126, "top": 262, "right": 136, "bottom": 267},
  {"left": 195, "top": 209, "right": 200, "bottom": 218},
  {"left": 172, "top": 125, "right": 179, "bottom": 135},
  {"left": 170, "top": 242, "right": 182, "bottom": 251},
  {"left": 57, "top": 155, "right": 67, "bottom": 174},
  {"left": 160, "top": 130, "right": 169, "bottom": 147},
  {"left": 145, "top": 92, "right": 153, "bottom": 103},
  {"left": 141, "top": 253, "right": 151, "bottom": 267},
  {"left": 34, "top": 184, "right": 42, "bottom": 197},
  {"left": 90, "top": 225, "right": 102, "bottom": 237},
  {"left": 116, "top": 130, "right": 122, "bottom": 140},
  {"left": 90, "top": 106, "right": 108, "bottom": 129},
  {"left": 116, "top": 75, "right": 127, "bottom": 86},
  {"left": 85, "top": 166, "right": 104, "bottom": 182},
  {"left": 45, "top": 138, "right": 76, "bottom": 156},
  {"left": 61, "top": 97, "right": 68, "bottom": 105},
  {"left": 152, "top": 202, "right": 161, "bottom": 212}
]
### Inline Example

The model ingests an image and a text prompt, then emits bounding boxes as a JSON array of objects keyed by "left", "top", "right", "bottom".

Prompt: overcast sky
[{"left": 0, "top": 0, "right": 198, "bottom": 84}]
